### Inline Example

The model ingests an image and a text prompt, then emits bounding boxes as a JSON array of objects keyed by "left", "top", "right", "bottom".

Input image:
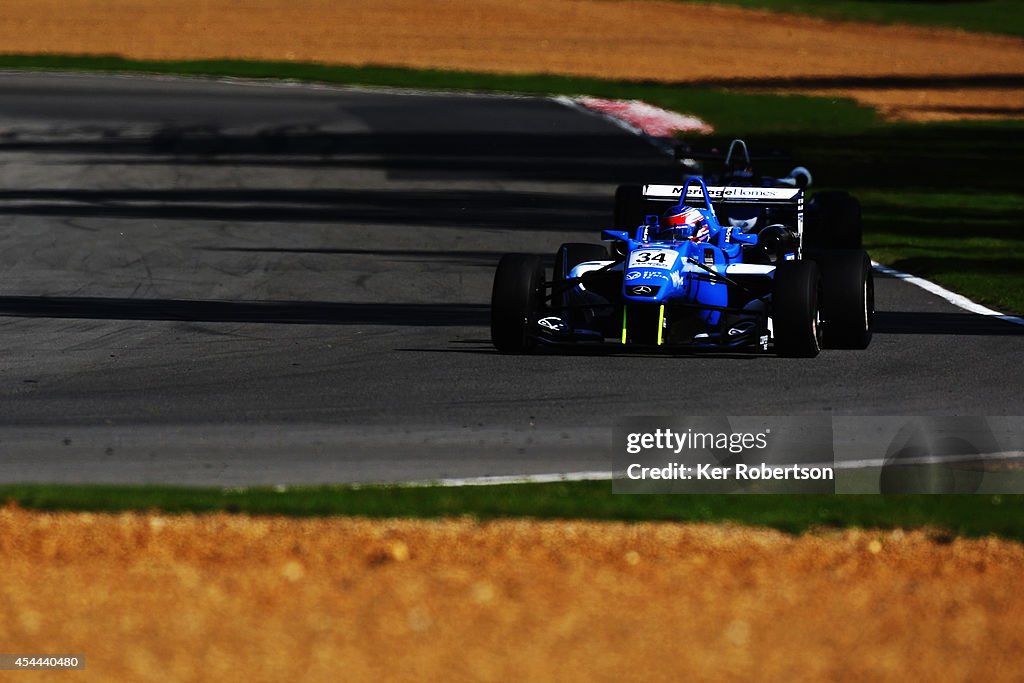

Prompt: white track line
[
  {"left": 393, "top": 470, "right": 614, "bottom": 487},
  {"left": 871, "top": 261, "right": 1024, "bottom": 326},
  {"left": 263, "top": 449, "right": 1024, "bottom": 490},
  {"left": 833, "top": 450, "right": 1024, "bottom": 470},
  {"left": 257, "top": 471, "right": 615, "bottom": 492},
  {"left": 398, "top": 448, "right": 1022, "bottom": 488}
]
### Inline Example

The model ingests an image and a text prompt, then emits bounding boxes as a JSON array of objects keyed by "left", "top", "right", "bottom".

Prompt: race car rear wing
[
  {"left": 642, "top": 184, "right": 804, "bottom": 236},
  {"left": 643, "top": 184, "right": 802, "bottom": 203}
]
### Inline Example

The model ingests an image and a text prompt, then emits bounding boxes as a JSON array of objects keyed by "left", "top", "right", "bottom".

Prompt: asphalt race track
[{"left": 1, "top": 72, "right": 1022, "bottom": 485}]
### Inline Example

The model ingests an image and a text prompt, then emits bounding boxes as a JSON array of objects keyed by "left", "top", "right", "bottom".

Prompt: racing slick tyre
[
  {"left": 804, "top": 191, "right": 862, "bottom": 249},
  {"left": 614, "top": 185, "right": 647, "bottom": 232},
  {"left": 808, "top": 248, "right": 874, "bottom": 349},
  {"left": 491, "top": 253, "right": 546, "bottom": 353},
  {"left": 772, "top": 260, "right": 823, "bottom": 358}
]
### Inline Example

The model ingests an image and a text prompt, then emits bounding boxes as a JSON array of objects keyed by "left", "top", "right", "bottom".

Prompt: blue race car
[{"left": 490, "top": 176, "right": 873, "bottom": 357}]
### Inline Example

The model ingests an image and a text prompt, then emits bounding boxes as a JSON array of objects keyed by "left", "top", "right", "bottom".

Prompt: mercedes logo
[{"left": 633, "top": 286, "right": 653, "bottom": 295}]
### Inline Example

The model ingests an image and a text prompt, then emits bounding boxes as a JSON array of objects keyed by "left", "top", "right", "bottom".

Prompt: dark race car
[{"left": 616, "top": 139, "right": 863, "bottom": 251}]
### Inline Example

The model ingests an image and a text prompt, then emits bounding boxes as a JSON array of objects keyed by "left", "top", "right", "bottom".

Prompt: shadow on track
[
  {"left": 0, "top": 296, "right": 488, "bottom": 326},
  {"left": 399, "top": 343, "right": 765, "bottom": 359},
  {"left": 874, "top": 311, "right": 1024, "bottom": 336},
  {"left": 0, "top": 187, "right": 613, "bottom": 231},
  {"left": 0, "top": 129, "right": 676, "bottom": 184},
  {"left": 202, "top": 246, "right": 520, "bottom": 268}
]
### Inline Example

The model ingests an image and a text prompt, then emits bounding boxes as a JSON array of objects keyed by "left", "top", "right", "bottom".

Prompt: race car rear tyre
[
  {"left": 772, "top": 260, "right": 823, "bottom": 358},
  {"left": 810, "top": 248, "right": 874, "bottom": 349},
  {"left": 614, "top": 185, "right": 647, "bottom": 232},
  {"left": 804, "top": 191, "right": 862, "bottom": 249},
  {"left": 491, "top": 253, "right": 546, "bottom": 353}
]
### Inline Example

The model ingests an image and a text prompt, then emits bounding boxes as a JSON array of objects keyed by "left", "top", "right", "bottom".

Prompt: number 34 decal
[{"left": 627, "top": 249, "right": 678, "bottom": 269}]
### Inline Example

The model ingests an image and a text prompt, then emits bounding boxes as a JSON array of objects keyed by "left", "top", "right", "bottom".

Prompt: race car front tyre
[
  {"left": 811, "top": 248, "right": 874, "bottom": 349},
  {"left": 491, "top": 253, "right": 546, "bottom": 353},
  {"left": 804, "top": 191, "right": 862, "bottom": 249},
  {"left": 772, "top": 260, "right": 823, "bottom": 358}
]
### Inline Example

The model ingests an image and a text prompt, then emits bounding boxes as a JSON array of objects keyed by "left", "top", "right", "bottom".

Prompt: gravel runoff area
[
  {"left": 1, "top": 0, "right": 1023, "bottom": 120},
  {"left": 2, "top": 506, "right": 1023, "bottom": 682}
]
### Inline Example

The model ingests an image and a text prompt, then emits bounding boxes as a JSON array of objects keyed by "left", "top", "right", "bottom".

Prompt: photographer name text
[{"left": 626, "top": 463, "right": 834, "bottom": 481}]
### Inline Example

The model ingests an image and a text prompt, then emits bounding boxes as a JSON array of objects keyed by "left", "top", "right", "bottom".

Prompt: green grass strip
[
  {"left": 688, "top": 0, "right": 1024, "bottom": 38},
  {"left": 706, "top": 122, "right": 1024, "bottom": 314},
  {"left": 2, "top": 482, "right": 1022, "bottom": 542}
]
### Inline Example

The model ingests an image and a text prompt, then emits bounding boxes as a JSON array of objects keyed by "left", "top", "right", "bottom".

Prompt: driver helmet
[{"left": 663, "top": 205, "right": 711, "bottom": 242}]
